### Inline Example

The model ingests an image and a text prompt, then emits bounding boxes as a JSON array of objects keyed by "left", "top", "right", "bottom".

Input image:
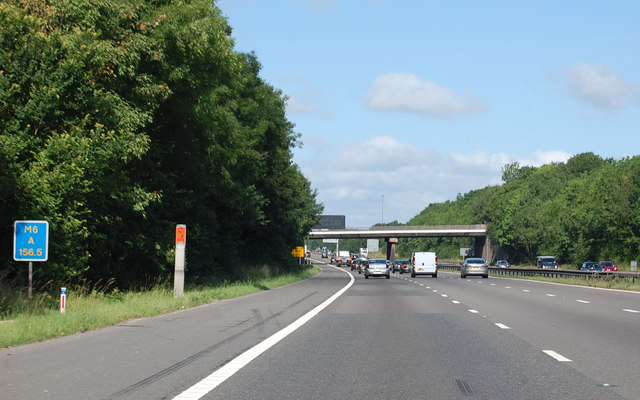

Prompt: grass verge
[{"left": 0, "top": 265, "right": 320, "bottom": 349}]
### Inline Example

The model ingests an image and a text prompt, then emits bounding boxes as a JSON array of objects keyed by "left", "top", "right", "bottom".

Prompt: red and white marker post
[
  {"left": 60, "top": 287, "right": 67, "bottom": 314},
  {"left": 174, "top": 225, "right": 186, "bottom": 298}
]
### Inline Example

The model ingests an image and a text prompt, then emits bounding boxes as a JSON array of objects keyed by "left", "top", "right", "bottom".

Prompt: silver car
[
  {"left": 461, "top": 257, "right": 488, "bottom": 278},
  {"left": 364, "top": 258, "right": 390, "bottom": 279}
]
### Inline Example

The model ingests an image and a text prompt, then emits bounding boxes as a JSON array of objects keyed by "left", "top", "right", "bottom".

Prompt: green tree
[{"left": 1, "top": 0, "right": 322, "bottom": 289}]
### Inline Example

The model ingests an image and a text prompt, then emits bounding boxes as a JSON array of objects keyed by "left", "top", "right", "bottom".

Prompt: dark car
[
  {"left": 599, "top": 261, "right": 618, "bottom": 272},
  {"left": 351, "top": 257, "right": 367, "bottom": 272},
  {"left": 580, "top": 261, "right": 603, "bottom": 271},
  {"left": 398, "top": 260, "right": 412, "bottom": 274},
  {"left": 537, "top": 256, "right": 558, "bottom": 269},
  {"left": 393, "top": 259, "right": 409, "bottom": 273}
]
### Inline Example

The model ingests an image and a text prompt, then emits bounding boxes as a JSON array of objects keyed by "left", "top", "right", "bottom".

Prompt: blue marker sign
[{"left": 14, "top": 220, "right": 49, "bottom": 262}]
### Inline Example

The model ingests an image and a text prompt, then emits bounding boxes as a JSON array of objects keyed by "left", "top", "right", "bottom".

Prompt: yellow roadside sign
[{"left": 291, "top": 246, "right": 305, "bottom": 257}]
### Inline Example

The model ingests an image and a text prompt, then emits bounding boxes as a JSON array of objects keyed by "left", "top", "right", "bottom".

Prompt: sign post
[
  {"left": 13, "top": 220, "right": 49, "bottom": 300},
  {"left": 174, "top": 224, "right": 186, "bottom": 298},
  {"left": 291, "top": 246, "right": 305, "bottom": 265}
]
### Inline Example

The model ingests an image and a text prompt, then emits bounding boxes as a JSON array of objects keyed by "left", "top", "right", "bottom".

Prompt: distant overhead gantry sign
[{"left": 312, "top": 215, "right": 345, "bottom": 230}]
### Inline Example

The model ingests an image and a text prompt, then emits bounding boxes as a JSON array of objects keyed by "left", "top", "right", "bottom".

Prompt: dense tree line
[
  {"left": 399, "top": 153, "right": 640, "bottom": 267},
  {"left": 1, "top": 0, "right": 321, "bottom": 288}
]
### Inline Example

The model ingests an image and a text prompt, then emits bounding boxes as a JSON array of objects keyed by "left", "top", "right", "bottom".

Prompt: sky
[{"left": 216, "top": 0, "right": 640, "bottom": 227}]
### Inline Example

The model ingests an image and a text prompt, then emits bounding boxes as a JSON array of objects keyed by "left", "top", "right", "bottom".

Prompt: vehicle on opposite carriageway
[
  {"left": 580, "top": 261, "right": 602, "bottom": 272},
  {"left": 537, "top": 256, "right": 558, "bottom": 269},
  {"left": 599, "top": 261, "right": 618, "bottom": 272}
]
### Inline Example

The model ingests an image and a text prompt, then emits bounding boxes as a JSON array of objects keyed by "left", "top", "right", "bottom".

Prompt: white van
[{"left": 411, "top": 252, "right": 437, "bottom": 278}]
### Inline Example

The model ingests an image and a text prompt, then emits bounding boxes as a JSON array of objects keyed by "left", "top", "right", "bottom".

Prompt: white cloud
[
  {"left": 296, "top": 136, "right": 571, "bottom": 227},
  {"left": 285, "top": 95, "right": 316, "bottom": 114},
  {"left": 366, "top": 73, "right": 488, "bottom": 119},
  {"left": 555, "top": 63, "right": 640, "bottom": 110},
  {"left": 519, "top": 150, "right": 571, "bottom": 167},
  {"left": 280, "top": 74, "right": 329, "bottom": 116}
]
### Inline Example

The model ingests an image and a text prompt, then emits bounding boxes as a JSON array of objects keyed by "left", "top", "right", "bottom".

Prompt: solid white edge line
[
  {"left": 542, "top": 350, "right": 572, "bottom": 362},
  {"left": 172, "top": 265, "right": 355, "bottom": 400}
]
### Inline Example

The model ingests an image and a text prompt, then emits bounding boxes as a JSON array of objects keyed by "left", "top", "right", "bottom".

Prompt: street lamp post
[{"left": 381, "top": 194, "right": 384, "bottom": 225}]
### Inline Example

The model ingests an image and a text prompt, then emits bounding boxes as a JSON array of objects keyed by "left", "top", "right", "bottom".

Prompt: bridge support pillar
[
  {"left": 386, "top": 238, "right": 398, "bottom": 263},
  {"left": 475, "top": 236, "right": 499, "bottom": 263}
]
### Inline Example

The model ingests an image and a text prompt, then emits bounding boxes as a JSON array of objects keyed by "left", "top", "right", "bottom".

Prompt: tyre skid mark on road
[
  {"left": 172, "top": 266, "right": 355, "bottom": 400},
  {"left": 456, "top": 379, "right": 475, "bottom": 396},
  {"left": 110, "top": 292, "right": 318, "bottom": 399}
]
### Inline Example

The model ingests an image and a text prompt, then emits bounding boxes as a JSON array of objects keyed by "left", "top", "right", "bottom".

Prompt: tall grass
[{"left": 0, "top": 265, "right": 319, "bottom": 349}]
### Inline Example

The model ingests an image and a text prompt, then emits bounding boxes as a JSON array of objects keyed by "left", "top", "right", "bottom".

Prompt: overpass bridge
[{"left": 308, "top": 224, "right": 499, "bottom": 262}]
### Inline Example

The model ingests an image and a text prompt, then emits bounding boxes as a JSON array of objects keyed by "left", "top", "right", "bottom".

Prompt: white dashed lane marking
[{"left": 542, "top": 350, "right": 572, "bottom": 362}]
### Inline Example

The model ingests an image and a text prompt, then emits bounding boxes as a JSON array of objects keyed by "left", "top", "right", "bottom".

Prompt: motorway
[{"left": 1, "top": 257, "right": 639, "bottom": 399}]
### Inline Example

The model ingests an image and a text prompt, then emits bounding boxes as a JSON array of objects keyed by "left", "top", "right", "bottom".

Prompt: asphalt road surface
[{"left": 2, "top": 259, "right": 639, "bottom": 399}]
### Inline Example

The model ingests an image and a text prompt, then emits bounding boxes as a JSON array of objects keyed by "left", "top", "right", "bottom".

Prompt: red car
[{"left": 599, "top": 261, "right": 618, "bottom": 272}]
